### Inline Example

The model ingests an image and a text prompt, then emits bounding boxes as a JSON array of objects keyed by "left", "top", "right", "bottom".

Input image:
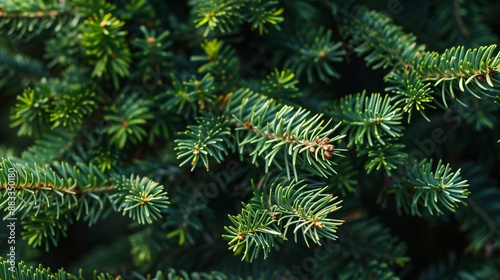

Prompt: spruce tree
[{"left": 1, "top": 0, "right": 500, "bottom": 279}]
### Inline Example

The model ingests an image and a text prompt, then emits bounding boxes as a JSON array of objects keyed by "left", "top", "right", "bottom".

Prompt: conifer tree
[{"left": 1, "top": 0, "right": 500, "bottom": 279}]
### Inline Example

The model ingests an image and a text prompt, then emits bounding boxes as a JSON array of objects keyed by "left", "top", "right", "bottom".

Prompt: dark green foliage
[
  {"left": 1, "top": 0, "right": 500, "bottom": 279},
  {"left": 340, "top": 6, "right": 424, "bottom": 70}
]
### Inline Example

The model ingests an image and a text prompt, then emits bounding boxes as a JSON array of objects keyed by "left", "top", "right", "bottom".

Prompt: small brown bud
[
  {"left": 312, "top": 221, "right": 324, "bottom": 228},
  {"left": 324, "top": 150, "right": 332, "bottom": 159},
  {"left": 238, "top": 235, "right": 244, "bottom": 241},
  {"left": 147, "top": 37, "right": 156, "bottom": 45},
  {"left": 318, "top": 50, "right": 326, "bottom": 60},
  {"left": 100, "top": 20, "right": 111, "bottom": 27},
  {"left": 310, "top": 147, "right": 316, "bottom": 153}
]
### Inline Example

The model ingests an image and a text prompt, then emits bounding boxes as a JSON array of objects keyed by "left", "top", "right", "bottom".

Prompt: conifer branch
[
  {"left": 388, "top": 160, "right": 470, "bottom": 216},
  {"left": 0, "top": 157, "right": 169, "bottom": 231},
  {"left": 104, "top": 93, "right": 154, "bottom": 149},
  {"left": 260, "top": 69, "right": 301, "bottom": 102},
  {"left": 281, "top": 25, "right": 345, "bottom": 83},
  {"left": 191, "top": 0, "right": 284, "bottom": 36},
  {"left": 175, "top": 113, "right": 233, "bottom": 171},
  {"left": 161, "top": 73, "right": 217, "bottom": 117},
  {"left": 226, "top": 88, "right": 345, "bottom": 179},
  {"left": 385, "top": 69, "right": 435, "bottom": 123},
  {"left": 339, "top": 6, "right": 424, "bottom": 69},
  {"left": 191, "top": 39, "right": 239, "bottom": 90},
  {"left": 224, "top": 179, "right": 343, "bottom": 261},
  {"left": 360, "top": 141, "right": 408, "bottom": 175},
  {"left": 224, "top": 203, "right": 284, "bottom": 262},
  {"left": 268, "top": 180, "right": 344, "bottom": 246},
  {"left": 413, "top": 45, "right": 500, "bottom": 106},
  {"left": 332, "top": 91, "right": 404, "bottom": 146},
  {"left": 81, "top": 13, "right": 131, "bottom": 88}
]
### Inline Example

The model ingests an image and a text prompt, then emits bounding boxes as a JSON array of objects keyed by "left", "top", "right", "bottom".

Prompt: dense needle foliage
[{"left": 1, "top": 0, "right": 500, "bottom": 279}]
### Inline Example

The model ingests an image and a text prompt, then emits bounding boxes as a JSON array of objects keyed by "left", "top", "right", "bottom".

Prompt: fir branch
[
  {"left": 224, "top": 179, "right": 344, "bottom": 262},
  {"left": 265, "top": 179, "right": 344, "bottom": 246},
  {"left": 192, "top": 0, "right": 243, "bottom": 36},
  {"left": 0, "top": 258, "right": 76, "bottom": 280},
  {"left": 10, "top": 87, "right": 51, "bottom": 136},
  {"left": 0, "top": 10, "right": 65, "bottom": 17},
  {"left": 131, "top": 26, "right": 172, "bottom": 77},
  {"left": 104, "top": 93, "right": 154, "bottom": 149},
  {"left": 226, "top": 88, "right": 345, "bottom": 179},
  {"left": 11, "top": 79, "right": 98, "bottom": 136},
  {"left": 0, "top": 1, "right": 73, "bottom": 42},
  {"left": 332, "top": 91, "right": 404, "bottom": 146},
  {"left": 191, "top": 0, "right": 284, "bottom": 36},
  {"left": 360, "top": 141, "right": 408, "bottom": 175},
  {"left": 282, "top": 24, "right": 344, "bottom": 83},
  {"left": 191, "top": 39, "right": 239, "bottom": 90},
  {"left": 113, "top": 175, "right": 170, "bottom": 225},
  {"left": 389, "top": 160, "right": 470, "bottom": 216},
  {"left": 245, "top": 0, "right": 283, "bottom": 35},
  {"left": 175, "top": 112, "right": 234, "bottom": 171},
  {"left": 385, "top": 69, "right": 435, "bottom": 122},
  {"left": 160, "top": 73, "right": 217, "bottom": 116},
  {"left": 223, "top": 203, "right": 284, "bottom": 262},
  {"left": 81, "top": 12, "right": 131, "bottom": 88},
  {"left": 260, "top": 69, "right": 301, "bottom": 102},
  {"left": 413, "top": 45, "right": 500, "bottom": 106},
  {"left": 0, "top": 158, "right": 169, "bottom": 228},
  {"left": 339, "top": 6, "right": 425, "bottom": 69},
  {"left": 48, "top": 87, "right": 97, "bottom": 130}
]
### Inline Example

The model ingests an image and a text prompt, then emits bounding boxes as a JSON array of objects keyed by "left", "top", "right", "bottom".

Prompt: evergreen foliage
[{"left": 1, "top": 0, "right": 500, "bottom": 279}]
